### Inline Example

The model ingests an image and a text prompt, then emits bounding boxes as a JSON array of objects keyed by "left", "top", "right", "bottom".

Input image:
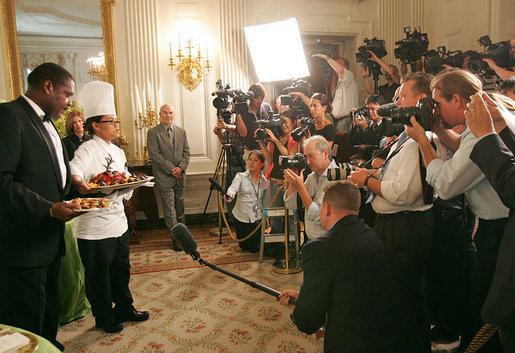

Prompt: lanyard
[{"left": 248, "top": 174, "right": 261, "bottom": 200}]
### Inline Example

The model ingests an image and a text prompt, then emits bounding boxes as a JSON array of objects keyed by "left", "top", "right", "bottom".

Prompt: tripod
[{"left": 368, "top": 61, "right": 383, "bottom": 94}]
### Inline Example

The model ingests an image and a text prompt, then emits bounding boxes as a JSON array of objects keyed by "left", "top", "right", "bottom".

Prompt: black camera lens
[
  {"left": 213, "top": 97, "right": 228, "bottom": 109},
  {"left": 255, "top": 129, "right": 268, "bottom": 140}
]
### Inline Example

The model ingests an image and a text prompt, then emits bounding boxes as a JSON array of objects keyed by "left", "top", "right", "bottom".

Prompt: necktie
[
  {"left": 381, "top": 131, "right": 408, "bottom": 177},
  {"left": 167, "top": 127, "right": 174, "bottom": 145}
]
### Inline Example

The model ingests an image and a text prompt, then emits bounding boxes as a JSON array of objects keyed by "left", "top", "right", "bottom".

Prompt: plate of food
[
  {"left": 0, "top": 328, "right": 39, "bottom": 353},
  {"left": 69, "top": 198, "right": 117, "bottom": 212},
  {"left": 87, "top": 171, "right": 153, "bottom": 194}
]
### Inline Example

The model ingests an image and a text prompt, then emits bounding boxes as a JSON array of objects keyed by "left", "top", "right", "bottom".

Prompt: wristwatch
[{"left": 363, "top": 174, "right": 373, "bottom": 191}]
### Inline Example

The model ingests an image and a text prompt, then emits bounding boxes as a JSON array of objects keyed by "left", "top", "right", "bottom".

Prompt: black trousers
[
  {"left": 77, "top": 230, "right": 133, "bottom": 324},
  {"left": 374, "top": 209, "right": 434, "bottom": 353},
  {"left": 234, "top": 218, "right": 261, "bottom": 253},
  {"left": 0, "top": 255, "right": 62, "bottom": 345},
  {"left": 462, "top": 217, "right": 507, "bottom": 352}
]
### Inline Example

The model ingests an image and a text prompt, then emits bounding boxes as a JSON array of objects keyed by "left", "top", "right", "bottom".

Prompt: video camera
[
  {"left": 468, "top": 35, "right": 515, "bottom": 74},
  {"left": 279, "top": 153, "right": 307, "bottom": 170},
  {"left": 291, "top": 116, "right": 315, "bottom": 142},
  {"left": 356, "top": 37, "right": 388, "bottom": 64},
  {"left": 255, "top": 113, "right": 285, "bottom": 141},
  {"left": 394, "top": 27, "right": 429, "bottom": 66},
  {"left": 212, "top": 79, "right": 254, "bottom": 123},
  {"left": 376, "top": 97, "right": 439, "bottom": 131},
  {"left": 281, "top": 80, "right": 313, "bottom": 117},
  {"left": 426, "top": 46, "right": 464, "bottom": 74}
]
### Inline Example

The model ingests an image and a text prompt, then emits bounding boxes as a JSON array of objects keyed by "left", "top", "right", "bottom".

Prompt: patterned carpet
[{"left": 57, "top": 229, "right": 323, "bottom": 352}]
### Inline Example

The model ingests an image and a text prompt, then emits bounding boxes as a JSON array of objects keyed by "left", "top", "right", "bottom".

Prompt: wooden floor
[{"left": 137, "top": 222, "right": 221, "bottom": 244}]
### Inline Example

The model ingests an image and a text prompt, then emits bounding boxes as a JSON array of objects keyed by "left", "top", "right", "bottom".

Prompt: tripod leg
[{"left": 200, "top": 146, "right": 226, "bottom": 226}]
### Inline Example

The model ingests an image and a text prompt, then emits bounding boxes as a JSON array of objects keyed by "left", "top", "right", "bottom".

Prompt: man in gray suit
[{"left": 147, "top": 104, "right": 190, "bottom": 250}]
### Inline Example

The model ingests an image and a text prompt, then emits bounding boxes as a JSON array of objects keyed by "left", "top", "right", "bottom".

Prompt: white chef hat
[{"left": 78, "top": 81, "right": 117, "bottom": 119}]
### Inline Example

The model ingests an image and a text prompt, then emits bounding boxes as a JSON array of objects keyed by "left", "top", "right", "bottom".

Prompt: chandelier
[
  {"left": 169, "top": 38, "right": 212, "bottom": 91},
  {"left": 86, "top": 52, "right": 106, "bottom": 81}
]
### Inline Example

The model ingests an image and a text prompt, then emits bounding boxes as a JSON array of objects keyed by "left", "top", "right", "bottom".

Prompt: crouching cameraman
[{"left": 283, "top": 136, "right": 337, "bottom": 241}]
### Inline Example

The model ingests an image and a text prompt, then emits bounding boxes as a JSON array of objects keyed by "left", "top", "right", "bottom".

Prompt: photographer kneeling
[
  {"left": 284, "top": 135, "right": 337, "bottom": 241},
  {"left": 225, "top": 150, "right": 269, "bottom": 253},
  {"left": 257, "top": 109, "right": 298, "bottom": 235}
]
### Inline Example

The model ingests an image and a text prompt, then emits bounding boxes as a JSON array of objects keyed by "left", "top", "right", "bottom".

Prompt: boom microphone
[
  {"left": 171, "top": 223, "right": 296, "bottom": 305},
  {"left": 171, "top": 223, "right": 200, "bottom": 260},
  {"left": 208, "top": 177, "right": 229, "bottom": 197}
]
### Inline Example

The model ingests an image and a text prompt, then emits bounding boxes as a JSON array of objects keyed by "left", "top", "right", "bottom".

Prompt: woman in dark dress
[
  {"left": 62, "top": 110, "right": 89, "bottom": 160},
  {"left": 310, "top": 93, "right": 336, "bottom": 148}
]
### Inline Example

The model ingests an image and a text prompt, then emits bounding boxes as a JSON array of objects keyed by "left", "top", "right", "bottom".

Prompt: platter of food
[
  {"left": 87, "top": 171, "right": 153, "bottom": 194},
  {"left": 69, "top": 198, "right": 117, "bottom": 212}
]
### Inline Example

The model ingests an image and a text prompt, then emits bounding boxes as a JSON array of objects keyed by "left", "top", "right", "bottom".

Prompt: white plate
[
  {"left": 67, "top": 198, "right": 118, "bottom": 212},
  {"left": 88, "top": 176, "right": 154, "bottom": 194}
]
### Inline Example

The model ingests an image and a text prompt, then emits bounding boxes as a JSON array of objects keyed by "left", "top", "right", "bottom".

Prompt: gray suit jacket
[{"left": 147, "top": 123, "right": 190, "bottom": 187}]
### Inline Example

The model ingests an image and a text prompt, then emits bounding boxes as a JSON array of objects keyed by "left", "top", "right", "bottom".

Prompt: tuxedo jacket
[
  {"left": 470, "top": 128, "right": 515, "bottom": 326},
  {"left": 292, "top": 215, "right": 412, "bottom": 352},
  {"left": 0, "top": 96, "right": 71, "bottom": 268},
  {"left": 147, "top": 123, "right": 190, "bottom": 187}
]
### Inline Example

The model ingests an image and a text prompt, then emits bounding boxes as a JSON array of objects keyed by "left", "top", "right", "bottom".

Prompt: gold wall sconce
[
  {"left": 168, "top": 36, "right": 211, "bottom": 91},
  {"left": 86, "top": 52, "right": 107, "bottom": 81}
]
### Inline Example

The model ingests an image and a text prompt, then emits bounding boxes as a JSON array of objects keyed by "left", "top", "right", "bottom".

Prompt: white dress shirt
[
  {"left": 22, "top": 94, "right": 67, "bottom": 188},
  {"left": 285, "top": 160, "right": 338, "bottom": 239},
  {"left": 427, "top": 126, "right": 510, "bottom": 220},
  {"left": 227, "top": 170, "right": 269, "bottom": 223},
  {"left": 372, "top": 131, "right": 447, "bottom": 214},
  {"left": 70, "top": 135, "right": 133, "bottom": 240},
  {"left": 332, "top": 68, "right": 359, "bottom": 118}
]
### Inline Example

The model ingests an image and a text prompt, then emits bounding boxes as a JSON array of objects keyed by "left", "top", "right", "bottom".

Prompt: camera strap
[
  {"left": 419, "top": 142, "right": 436, "bottom": 204},
  {"left": 380, "top": 131, "right": 409, "bottom": 177}
]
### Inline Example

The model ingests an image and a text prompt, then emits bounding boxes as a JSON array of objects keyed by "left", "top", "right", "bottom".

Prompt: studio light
[{"left": 244, "top": 18, "right": 310, "bottom": 82}]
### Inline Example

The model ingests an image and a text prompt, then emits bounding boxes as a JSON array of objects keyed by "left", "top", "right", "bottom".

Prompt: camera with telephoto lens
[
  {"left": 376, "top": 97, "right": 439, "bottom": 131},
  {"left": 355, "top": 37, "right": 388, "bottom": 64},
  {"left": 279, "top": 153, "right": 307, "bottom": 170},
  {"left": 327, "top": 161, "right": 371, "bottom": 181},
  {"left": 291, "top": 116, "right": 315, "bottom": 142},
  {"left": 394, "top": 27, "right": 430, "bottom": 65},
  {"left": 426, "top": 46, "right": 464, "bottom": 74},
  {"left": 468, "top": 35, "right": 515, "bottom": 74},
  {"left": 255, "top": 113, "right": 285, "bottom": 141},
  {"left": 353, "top": 106, "right": 370, "bottom": 119}
]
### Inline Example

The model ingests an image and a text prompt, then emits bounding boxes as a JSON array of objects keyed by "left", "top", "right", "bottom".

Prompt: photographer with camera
[
  {"left": 348, "top": 95, "right": 403, "bottom": 160},
  {"left": 256, "top": 109, "right": 298, "bottom": 235},
  {"left": 406, "top": 69, "right": 514, "bottom": 352},
  {"left": 348, "top": 72, "right": 446, "bottom": 352},
  {"left": 312, "top": 54, "right": 358, "bottom": 132},
  {"left": 284, "top": 135, "right": 337, "bottom": 241},
  {"left": 362, "top": 51, "right": 401, "bottom": 104}
]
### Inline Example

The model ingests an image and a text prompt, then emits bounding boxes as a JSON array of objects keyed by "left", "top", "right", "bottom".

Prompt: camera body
[
  {"left": 354, "top": 106, "right": 370, "bottom": 119},
  {"left": 468, "top": 35, "right": 515, "bottom": 74},
  {"left": 356, "top": 37, "right": 388, "bottom": 63},
  {"left": 376, "top": 97, "right": 439, "bottom": 131},
  {"left": 279, "top": 153, "right": 307, "bottom": 170},
  {"left": 281, "top": 80, "right": 313, "bottom": 117},
  {"left": 394, "top": 27, "right": 429, "bottom": 65},
  {"left": 255, "top": 114, "right": 285, "bottom": 141}
]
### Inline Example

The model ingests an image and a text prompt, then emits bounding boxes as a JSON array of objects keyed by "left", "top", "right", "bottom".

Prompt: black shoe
[
  {"left": 52, "top": 340, "right": 65, "bottom": 351},
  {"left": 116, "top": 308, "right": 150, "bottom": 323},
  {"left": 95, "top": 319, "right": 123, "bottom": 333},
  {"left": 430, "top": 325, "right": 460, "bottom": 343}
]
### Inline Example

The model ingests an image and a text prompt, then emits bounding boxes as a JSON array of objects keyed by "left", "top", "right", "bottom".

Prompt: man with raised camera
[
  {"left": 312, "top": 54, "right": 358, "bottom": 133},
  {"left": 283, "top": 135, "right": 337, "bottom": 240},
  {"left": 406, "top": 69, "right": 514, "bottom": 352},
  {"left": 362, "top": 51, "right": 401, "bottom": 103},
  {"left": 348, "top": 72, "right": 446, "bottom": 353}
]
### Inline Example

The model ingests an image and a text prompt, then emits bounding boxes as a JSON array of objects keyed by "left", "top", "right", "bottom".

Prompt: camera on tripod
[
  {"left": 376, "top": 97, "right": 439, "bottom": 131},
  {"left": 212, "top": 79, "right": 253, "bottom": 122},
  {"left": 255, "top": 113, "right": 285, "bottom": 141},
  {"left": 279, "top": 153, "right": 307, "bottom": 170},
  {"left": 355, "top": 37, "right": 388, "bottom": 64},
  {"left": 468, "top": 35, "right": 515, "bottom": 74},
  {"left": 394, "top": 27, "right": 429, "bottom": 66},
  {"left": 426, "top": 46, "right": 464, "bottom": 74}
]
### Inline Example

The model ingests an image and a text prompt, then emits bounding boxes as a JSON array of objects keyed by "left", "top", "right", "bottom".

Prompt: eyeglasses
[{"left": 97, "top": 120, "right": 121, "bottom": 125}]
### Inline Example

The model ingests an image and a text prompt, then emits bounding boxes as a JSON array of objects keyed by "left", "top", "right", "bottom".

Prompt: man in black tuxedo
[
  {"left": 279, "top": 181, "right": 411, "bottom": 353},
  {"left": 0, "top": 63, "right": 79, "bottom": 350},
  {"left": 465, "top": 92, "right": 515, "bottom": 352}
]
